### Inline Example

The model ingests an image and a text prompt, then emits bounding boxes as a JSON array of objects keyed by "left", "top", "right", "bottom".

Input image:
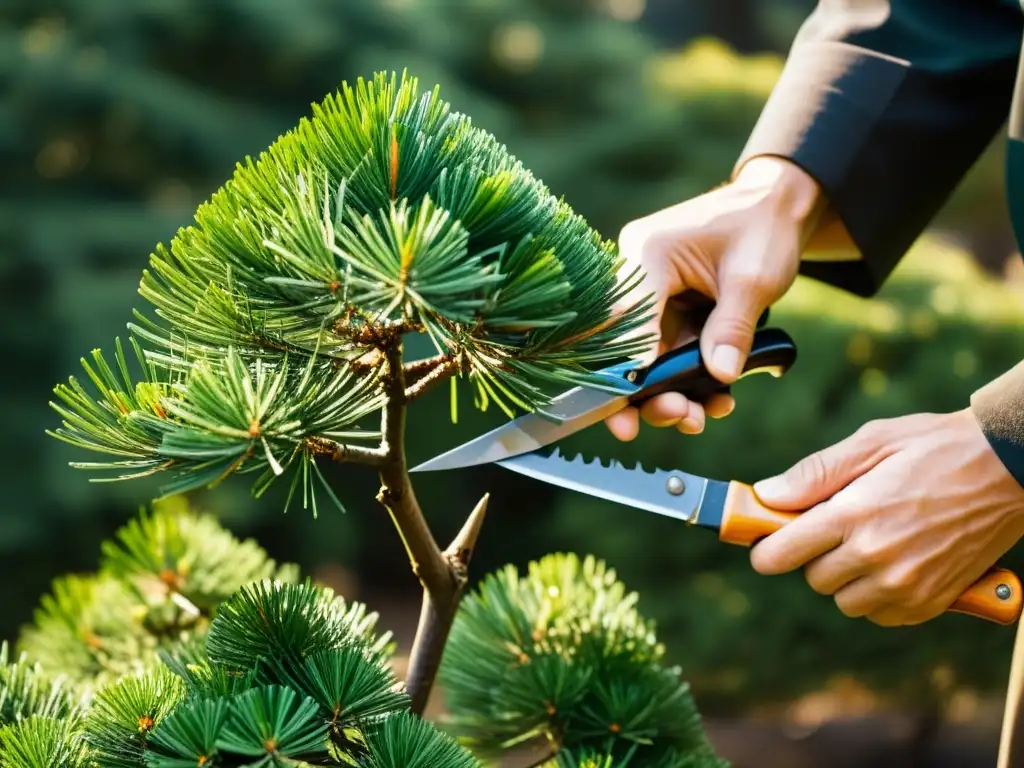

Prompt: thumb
[
  {"left": 699, "top": 280, "right": 766, "bottom": 383},
  {"left": 752, "top": 424, "right": 894, "bottom": 510}
]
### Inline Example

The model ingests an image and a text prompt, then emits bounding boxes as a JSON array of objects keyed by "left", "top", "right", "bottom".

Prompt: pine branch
[
  {"left": 306, "top": 436, "right": 388, "bottom": 467},
  {"left": 403, "top": 354, "right": 449, "bottom": 384},
  {"left": 375, "top": 341, "right": 451, "bottom": 595},
  {"left": 405, "top": 357, "right": 459, "bottom": 401}
]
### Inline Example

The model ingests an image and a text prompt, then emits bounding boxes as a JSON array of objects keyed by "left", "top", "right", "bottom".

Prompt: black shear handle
[{"left": 627, "top": 326, "right": 798, "bottom": 406}]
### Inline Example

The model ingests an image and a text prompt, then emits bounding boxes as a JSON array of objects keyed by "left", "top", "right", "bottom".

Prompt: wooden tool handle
[{"left": 718, "top": 481, "right": 1023, "bottom": 626}]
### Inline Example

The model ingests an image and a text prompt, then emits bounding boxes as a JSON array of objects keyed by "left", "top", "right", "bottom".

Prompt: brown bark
[{"left": 362, "top": 339, "right": 483, "bottom": 714}]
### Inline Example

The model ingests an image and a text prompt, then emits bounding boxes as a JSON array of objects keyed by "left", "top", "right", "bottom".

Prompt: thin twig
[
  {"left": 307, "top": 437, "right": 388, "bottom": 467},
  {"left": 445, "top": 493, "right": 489, "bottom": 574},
  {"left": 403, "top": 354, "right": 449, "bottom": 384},
  {"left": 405, "top": 358, "right": 459, "bottom": 401}
]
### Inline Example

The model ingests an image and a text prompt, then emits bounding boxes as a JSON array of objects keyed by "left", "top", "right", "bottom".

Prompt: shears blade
[
  {"left": 409, "top": 363, "right": 639, "bottom": 473},
  {"left": 410, "top": 327, "right": 799, "bottom": 474}
]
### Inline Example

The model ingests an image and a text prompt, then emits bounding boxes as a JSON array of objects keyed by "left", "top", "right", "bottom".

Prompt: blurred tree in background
[
  {"left": 640, "top": 0, "right": 817, "bottom": 53},
  {"left": 1, "top": 0, "right": 1020, "bottom": 732}
]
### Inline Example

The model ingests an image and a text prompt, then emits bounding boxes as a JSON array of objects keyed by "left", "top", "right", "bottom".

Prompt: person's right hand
[{"left": 605, "top": 156, "right": 829, "bottom": 441}]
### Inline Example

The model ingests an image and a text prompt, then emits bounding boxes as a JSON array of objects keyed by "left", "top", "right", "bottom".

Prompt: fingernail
[
  {"left": 680, "top": 416, "right": 703, "bottom": 434},
  {"left": 753, "top": 476, "right": 789, "bottom": 500},
  {"left": 711, "top": 345, "right": 741, "bottom": 379}
]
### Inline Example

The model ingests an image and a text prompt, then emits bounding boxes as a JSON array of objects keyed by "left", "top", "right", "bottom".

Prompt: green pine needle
[
  {"left": 205, "top": 580, "right": 394, "bottom": 680},
  {"left": 50, "top": 338, "right": 384, "bottom": 512},
  {"left": 144, "top": 697, "right": 229, "bottom": 768},
  {"left": 0, "top": 642, "right": 77, "bottom": 725},
  {"left": 555, "top": 746, "right": 730, "bottom": 768},
  {"left": 440, "top": 554, "right": 722, "bottom": 763},
  {"left": 0, "top": 715, "right": 87, "bottom": 768},
  {"left": 361, "top": 711, "right": 482, "bottom": 768},
  {"left": 160, "top": 635, "right": 262, "bottom": 702},
  {"left": 297, "top": 647, "right": 408, "bottom": 731},
  {"left": 100, "top": 500, "right": 299, "bottom": 614},
  {"left": 17, "top": 573, "right": 153, "bottom": 685},
  {"left": 216, "top": 685, "right": 329, "bottom": 759},
  {"left": 83, "top": 665, "right": 186, "bottom": 768}
]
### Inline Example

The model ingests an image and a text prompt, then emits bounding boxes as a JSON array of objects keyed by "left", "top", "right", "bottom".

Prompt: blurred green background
[{"left": 3, "top": 0, "right": 1023, "bottom": 761}]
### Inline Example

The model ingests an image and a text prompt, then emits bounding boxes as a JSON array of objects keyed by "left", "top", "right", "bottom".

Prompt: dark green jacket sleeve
[
  {"left": 736, "top": 0, "right": 1024, "bottom": 488},
  {"left": 736, "top": 0, "right": 1022, "bottom": 297}
]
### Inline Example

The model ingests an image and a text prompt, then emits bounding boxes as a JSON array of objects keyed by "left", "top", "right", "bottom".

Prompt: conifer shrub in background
[{"left": 20, "top": 72, "right": 728, "bottom": 766}]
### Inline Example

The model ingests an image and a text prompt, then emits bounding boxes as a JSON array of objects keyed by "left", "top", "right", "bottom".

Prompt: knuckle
[
  {"left": 878, "top": 570, "right": 909, "bottom": 597},
  {"left": 803, "top": 562, "right": 837, "bottom": 596},
  {"left": 834, "top": 594, "right": 863, "bottom": 618},
  {"left": 806, "top": 575, "right": 833, "bottom": 596},
  {"left": 794, "top": 451, "right": 830, "bottom": 490},
  {"left": 847, "top": 533, "right": 887, "bottom": 568}
]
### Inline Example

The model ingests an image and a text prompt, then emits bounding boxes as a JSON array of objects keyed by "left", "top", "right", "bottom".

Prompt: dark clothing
[{"left": 735, "top": 0, "right": 1024, "bottom": 488}]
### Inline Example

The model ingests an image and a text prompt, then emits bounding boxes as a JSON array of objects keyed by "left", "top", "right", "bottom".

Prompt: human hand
[
  {"left": 606, "top": 156, "right": 826, "bottom": 441},
  {"left": 749, "top": 409, "right": 1024, "bottom": 626}
]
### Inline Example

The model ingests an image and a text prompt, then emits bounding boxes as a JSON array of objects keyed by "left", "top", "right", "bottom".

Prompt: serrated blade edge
[{"left": 496, "top": 448, "right": 723, "bottom": 530}]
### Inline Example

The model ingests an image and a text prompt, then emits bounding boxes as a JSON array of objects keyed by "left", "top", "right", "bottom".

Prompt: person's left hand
[{"left": 749, "top": 408, "right": 1024, "bottom": 626}]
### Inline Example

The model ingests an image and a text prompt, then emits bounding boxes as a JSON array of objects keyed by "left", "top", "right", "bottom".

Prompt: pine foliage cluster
[
  {"left": 47, "top": 70, "right": 652, "bottom": 515},
  {"left": 0, "top": 502, "right": 478, "bottom": 767},
  {"left": 440, "top": 555, "right": 729, "bottom": 767},
  {"left": 0, "top": 504, "right": 724, "bottom": 767}
]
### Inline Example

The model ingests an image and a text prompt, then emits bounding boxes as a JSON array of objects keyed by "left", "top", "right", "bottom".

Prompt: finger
[
  {"left": 833, "top": 577, "right": 886, "bottom": 620},
  {"left": 752, "top": 423, "right": 896, "bottom": 511},
  {"left": 638, "top": 392, "right": 691, "bottom": 427},
  {"left": 604, "top": 407, "right": 640, "bottom": 441},
  {"left": 803, "top": 544, "right": 869, "bottom": 596},
  {"left": 699, "top": 279, "right": 767, "bottom": 383},
  {"left": 749, "top": 502, "right": 845, "bottom": 575},
  {"left": 677, "top": 402, "right": 706, "bottom": 435},
  {"left": 867, "top": 604, "right": 939, "bottom": 628},
  {"left": 705, "top": 393, "right": 735, "bottom": 419}
]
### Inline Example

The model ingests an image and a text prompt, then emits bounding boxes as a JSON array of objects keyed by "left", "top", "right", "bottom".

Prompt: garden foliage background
[{"left": 3, "top": 0, "right": 1024, "bottom": 742}]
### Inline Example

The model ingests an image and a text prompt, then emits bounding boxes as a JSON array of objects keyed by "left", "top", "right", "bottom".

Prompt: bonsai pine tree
[{"left": 35, "top": 71, "right": 728, "bottom": 765}]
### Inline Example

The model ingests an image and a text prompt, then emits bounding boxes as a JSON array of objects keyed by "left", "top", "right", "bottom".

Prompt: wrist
[
  {"left": 732, "top": 156, "right": 828, "bottom": 247},
  {"left": 956, "top": 407, "right": 1024, "bottom": 513}
]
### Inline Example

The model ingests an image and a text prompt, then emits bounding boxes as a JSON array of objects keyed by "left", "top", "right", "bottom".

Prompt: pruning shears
[{"left": 411, "top": 325, "right": 1023, "bottom": 626}]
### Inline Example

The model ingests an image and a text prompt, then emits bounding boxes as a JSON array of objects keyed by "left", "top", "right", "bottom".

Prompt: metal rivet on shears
[
  {"left": 626, "top": 370, "right": 638, "bottom": 383},
  {"left": 997, "top": 584, "right": 1013, "bottom": 601},
  {"left": 666, "top": 476, "right": 686, "bottom": 496}
]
